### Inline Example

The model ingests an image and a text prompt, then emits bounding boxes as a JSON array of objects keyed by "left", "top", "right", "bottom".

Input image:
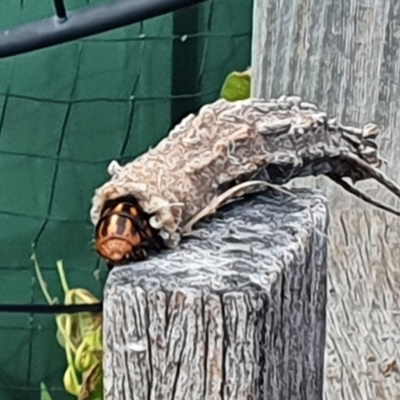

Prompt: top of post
[{"left": 105, "top": 188, "right": 328, "bottom": 295}]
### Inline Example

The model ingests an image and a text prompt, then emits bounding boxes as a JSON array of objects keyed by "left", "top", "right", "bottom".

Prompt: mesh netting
[{"left": 0, "top": 0, "right": 253, "bottom": 399}]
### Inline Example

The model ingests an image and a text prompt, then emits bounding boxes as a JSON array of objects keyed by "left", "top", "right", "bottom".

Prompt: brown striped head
[{"left": 94, "top": 195, "right": 163, "bottom": 268}]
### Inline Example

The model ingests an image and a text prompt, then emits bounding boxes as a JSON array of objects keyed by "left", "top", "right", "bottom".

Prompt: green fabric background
[{"left": 0, "top": 0, "right": 253, "bottom": 399}]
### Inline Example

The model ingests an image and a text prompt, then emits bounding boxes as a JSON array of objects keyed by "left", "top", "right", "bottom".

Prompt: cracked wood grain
[
  {"left": 252, "top": 0, "right": 400, "bottom": 398},
  {"left": 104, "top": 189, "right": 328, "bottom": 400}
]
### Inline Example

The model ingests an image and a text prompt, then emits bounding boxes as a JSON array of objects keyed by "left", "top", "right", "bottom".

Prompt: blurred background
[{"left": 0, "top": 0, "right": 253, "bottom": 398}]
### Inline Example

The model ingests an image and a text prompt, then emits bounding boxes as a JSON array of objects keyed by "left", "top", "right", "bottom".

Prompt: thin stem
[
  {"left": 56, "top": 259, "right": 70, "bottom": 296},
  {"left": 31, "top": 250, "right": 58, "bottom": 305}
]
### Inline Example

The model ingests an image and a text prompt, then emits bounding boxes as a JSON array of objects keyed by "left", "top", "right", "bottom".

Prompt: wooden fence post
[
  {"left": 103, "top": 189, "right": 329, "bottom": 400},
  {"left": 252, "top": 1, "right": 400, "bottom": 397}
]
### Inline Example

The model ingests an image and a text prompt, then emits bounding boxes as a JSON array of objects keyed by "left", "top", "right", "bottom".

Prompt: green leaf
[
  {"left": 40, "top": 382, "right": 53, "bottom": 400},
  {"left": 78, "top": 361, "right": 104, "bottom": 400},
  {"left": 220, "top": 69, "right": 252, "bottom": 102}
]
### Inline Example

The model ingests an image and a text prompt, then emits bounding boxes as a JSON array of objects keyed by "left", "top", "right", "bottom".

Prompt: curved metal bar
[{"left": 0, "top": 0, "right": 207, "bottom": 59}]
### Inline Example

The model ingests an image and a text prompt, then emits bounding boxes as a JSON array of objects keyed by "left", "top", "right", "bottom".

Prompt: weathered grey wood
[
  {"left": 104, "top": 189, "right": 329, "bottom": 400},
  {"left": 252, "top": 1, "right": 400, "bottom": 398}
]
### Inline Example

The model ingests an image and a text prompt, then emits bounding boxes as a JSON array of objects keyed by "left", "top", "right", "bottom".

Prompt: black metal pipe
[
  {"left": 0, "top": 302, "right": 103, "bottom": 314},
  {"left": 0, "top": 0, "right": 207, "bottom": 59},
  {"left": 53, "top": 0, "right": 68, "bottom": 21}
]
